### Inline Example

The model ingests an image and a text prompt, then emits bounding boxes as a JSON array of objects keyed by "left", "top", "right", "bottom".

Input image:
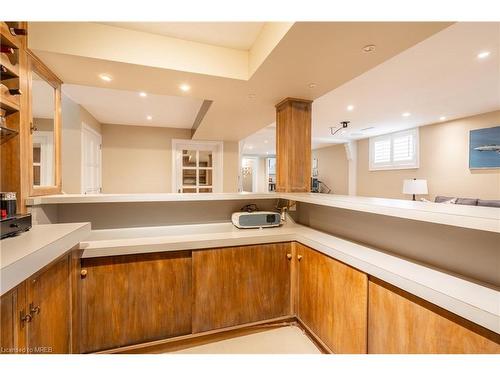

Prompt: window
[
  {"left": 369, "top": 128, "right": 419, "bottom": 170},
  {"left": 172, "top": 140, "right": 223, "bottom": 193}
]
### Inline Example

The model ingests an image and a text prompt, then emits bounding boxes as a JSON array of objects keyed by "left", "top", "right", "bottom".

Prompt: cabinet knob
[
  {"left": 80, "top": 269, "right": 88, "bottom": 278},
  {"left": 297, "top": 255, "right": 303, "bottom": 261},
  {"left": 20, "top": 311, "right": 32, "bottom": 323},
  {"left": 29, "top": 303, "right": 40, "bottom": 315},
  {"left": 286, "top": 253, "right": 292, "bottom": 260}
]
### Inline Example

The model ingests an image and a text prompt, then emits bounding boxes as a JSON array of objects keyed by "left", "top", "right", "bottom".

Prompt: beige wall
[
  {"left": 257, "top": 157, "right": 268, "bottom": 193},
  {"left": 101, "top": 124, "right": 191, "bottom": 193},
  {"left": 312, "top": 144, "right": 349, "bottom": 195},
  {"left": 33, "top": 117, "right": 54, "bottom": 131},
  {"left": 80, "top": 105, "right": 101, "bottom": 134},
  {"left": 357, "top": 110, "right": 500, "bottom": 200},
  {"left": 61, "top": 94, "right": 102, "bottom": 194},
  {"left": 101, "top": 124, "right": 240, "bottom": 193},
  {"left": 223, "top": 141, "right": 239, "bottom": 193}
]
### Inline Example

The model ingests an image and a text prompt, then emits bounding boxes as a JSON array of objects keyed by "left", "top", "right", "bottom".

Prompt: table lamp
[{"left": 403, "top": 178, "right": 428, "bottom": 201}]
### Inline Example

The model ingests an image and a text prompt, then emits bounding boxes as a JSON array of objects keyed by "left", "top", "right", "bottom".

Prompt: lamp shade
[{"left": 402, "top": 179, "right": 428, "bottom": 195}]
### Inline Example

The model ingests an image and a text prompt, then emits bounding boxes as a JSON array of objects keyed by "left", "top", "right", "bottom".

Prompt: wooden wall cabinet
[
  {"left": 296, "top": 243, "right": 368, "bottom": 353},
  {"left": 368, "top": 278, "right": 500, "bottom": 354},
  {"left": 1, "top": 21, "right": 30, "bottom": 213},
  {"left": 0, "top": 254, "right": 72, "bottom": 354},
  {"left": 27, "top": 51, "right": 63, "bottom": 196},
  {"left": 192, "top": 243, "right": 292, "bottom": 333},
  {"left": 79, "top": 251, "right": 192, "bottom": 353}
]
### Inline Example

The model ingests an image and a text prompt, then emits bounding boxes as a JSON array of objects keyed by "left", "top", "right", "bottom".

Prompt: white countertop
[
  {"left": 0, "top": 223, "right": 91, "bottom": 295},
  {"left": 26, "top": 192, "right": 500, "bottom": 233},
  {"left": 80, "top": 219, "right": 500, "bottom": 334}
]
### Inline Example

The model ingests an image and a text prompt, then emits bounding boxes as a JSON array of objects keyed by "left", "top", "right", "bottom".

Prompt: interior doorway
[{"left": 241, "top": 157, "right": 258, "bottom": 192}]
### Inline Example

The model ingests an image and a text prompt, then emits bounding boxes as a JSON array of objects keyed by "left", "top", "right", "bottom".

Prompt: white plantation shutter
[
  {"left": 393, "top": 133, "right": 414, "bottom": 161},
  {"left": 373, "top": 139, "right": 391, "bottom": 164},
  {"left": 369, "top": 128, "right": 419, "bottom": 170}
]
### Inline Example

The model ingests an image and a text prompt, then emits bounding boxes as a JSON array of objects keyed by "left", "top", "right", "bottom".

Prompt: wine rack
[{"left": 1, "top": 21, "right": 28, "bottom": 213}]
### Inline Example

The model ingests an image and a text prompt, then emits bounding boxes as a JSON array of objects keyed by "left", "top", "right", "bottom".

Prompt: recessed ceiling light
[
  {"left": 99, "top": 73, "right": 112, "bottom": 82},
  {"left": 439, "top": 116, "right": 447, "bottom": 121},
  {"left": 477, "top": 51, "right": 490, "bottom": 59},
  {"left": 347, "top": 105, "right": 355, "bottom": 111},
  {"left": 264, "top": 140, "right": 268, "bottom": 144},
  {"left": 402, "top": 112, "right": 411, "bottom": 117},
  {"left": 308, "top": 83, "right": 317, "bottom": 89},
  {"left": 362, "top": 44, "right": 376, "bottom": 53},
  {"left": 139, "top": 92, "right": 147, "bottom": 97},
  {"left": 179, "top": 83, "right": 191, "bottom": 92},
  {"left": 247, "top": 145, "right": 254, "bottom": 150},
  {"left": 146, "top": 115, "right": 152, "bottom": 120},
  {"left": 266, "top": 151, "right": 269, "bottom": 155}
]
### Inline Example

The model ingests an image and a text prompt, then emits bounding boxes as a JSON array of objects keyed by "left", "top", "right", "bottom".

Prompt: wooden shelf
[
  {"left": 0, "top": 22, "right": 22, "bottom": 50},
  {"left": 0, "top": 125, "right": 18, "bottom": 144},
  {"left": 0, "top": 96, "right": 20, "bottom": 114},
  {"left": 0, "top": 84, "right": 20, "bottom": 113},
  {"left": 1, "top": 53, "right": 19, "bottom": 78}
]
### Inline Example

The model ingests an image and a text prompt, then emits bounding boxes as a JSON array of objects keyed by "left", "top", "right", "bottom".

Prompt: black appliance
[{"left": 1, "top": 214, "right": 32, "bottom": 240}]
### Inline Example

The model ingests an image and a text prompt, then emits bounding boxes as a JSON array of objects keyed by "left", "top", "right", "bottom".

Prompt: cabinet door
[
  {"left": 27, "top": 255, "right": 71, "bottom": 354},
  {"left": 297, "top": 243, "right": 368, "bottom": 353},
  {"left": 0, "top": 283, "right": 27, "bottom": 354},
  {"left": 80, "top": 251, "right": 192, "bottom": 353},
  {"left": 368, "top": 278, "right": 500, "bottom": 353},
  {"left": 192, "top": 243, "right": 291, "bottom": 333}
]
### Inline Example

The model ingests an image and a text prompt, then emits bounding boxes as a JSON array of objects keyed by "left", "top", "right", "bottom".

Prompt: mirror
[
  {"left": 31, "top": 71, "right": 55, "bottom": 187},
  {"left": 239, "top": 124, "right": 276, "bottom": 192},
  {"left": 29, "top": 53, "right": 62, "bottom": 195}
]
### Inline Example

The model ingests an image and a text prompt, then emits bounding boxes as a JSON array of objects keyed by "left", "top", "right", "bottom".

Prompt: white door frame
[
  {"left": 81, "top": 122, "right": 102, "bottom": 194},
  {"left": 172, "top": 139, "right": 224, "bottom": 193}
]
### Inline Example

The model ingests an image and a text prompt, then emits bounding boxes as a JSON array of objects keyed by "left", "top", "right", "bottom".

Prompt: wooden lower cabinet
[
  {"left": 296, "top": 243, "right": 368, "bottom": 353},
  {"left": 1, "top": 254, "right": 72, "bottom": 354},
  {"left": 27, "top": 255, "right": 71, "bottom": 354},
  {"left": 192, "top": 243, "right": 292, "bottom": 333},
  {"left": 79, "top": 251, "right": 192, "bottom": 353},
  {"left": 4, "top": 241, "right": 499, "bottom": 355},
  {"left": 368, "top": 278, "right": 500, "bottom": 353},
  {"left": 0, "top": 283, "right": 27, "bottom": 354}
]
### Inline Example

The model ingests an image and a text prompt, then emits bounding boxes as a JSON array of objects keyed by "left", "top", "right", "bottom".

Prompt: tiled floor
[{"left": 171, "top": 326, "right": 321, "bottom": 354}]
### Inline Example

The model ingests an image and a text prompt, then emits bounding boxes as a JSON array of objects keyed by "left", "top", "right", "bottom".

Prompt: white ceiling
[
  {"left": 312, "top": 22, "right": 500, "bottom": 147},
  {"left": 63, "top": 84, "right": 203, "bottom": 128},
  {"left": 31, "top": 22, "right": 450, "bottom": 141},
  {"left": 241, "top": 124, "right": 276, "bottom": 156},
  {"left": 243, "top": 22, "right": 500, "bottom": 152},
  {"left": 98, "top": 22, "right": 265, "bottom": 50}
]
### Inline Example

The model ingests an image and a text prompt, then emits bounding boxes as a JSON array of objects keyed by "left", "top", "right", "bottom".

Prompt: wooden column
[{"left": 275, "top": 97, "right": 313, "bottom": 192}]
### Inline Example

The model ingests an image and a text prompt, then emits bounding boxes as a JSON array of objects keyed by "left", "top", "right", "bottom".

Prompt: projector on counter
[{"left": 231, "top": 211, "right": 282, "bottom": 229}]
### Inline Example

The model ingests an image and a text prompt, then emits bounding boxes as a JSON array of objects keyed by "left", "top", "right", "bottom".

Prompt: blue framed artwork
[{"left": 469, "top": 126, "right": 500, "bottom": 169}]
